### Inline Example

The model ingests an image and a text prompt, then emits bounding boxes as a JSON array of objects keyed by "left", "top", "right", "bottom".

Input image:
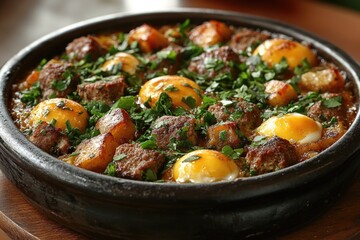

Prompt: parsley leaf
[
  {"left": 157, "top": 50, "right": 177, "bottom": 61},
  {"left": 84, "top": 101, "right": 110, "bottom": 126},
  {"left": 111, "top": 96, "right": 137, "bottom": 111},
  {"left": 182, "top": 155, "right": 201, "bottom": 163},
  {"left": 182, "top": 96, "right": 196, "bottom": 109},
  {"left": 221, "top": 146, "right": 243, "bottom": 160},
  {"left": 140, "top": 139, "right": 158, "bottom": 149},
  {"left": 219, "top": 130, "right": 227, "bottom": 141},
  {"left": 20, "top": 81, "right": 41, "bottom": 106},
  {"left": 142, "top": 169, "right": 157, "bottom": 182},
  {"left": 322, "top": 96, "right": 342, "bottom": 108},
  {"left": 113, "top": 153, "right": 127, "bottom": 161},
  {"left": 104, "top": 162, "right": 117, "bottom": 176},
  {"left": 179, "top": 19, "right": 190, "bottom": 39},
  {"left": 164, "top": 84, "right": 179, "bottom": 92},
  {"left": 323, "top": 116, "right": 338, "bottom": 128},
  {"left": 251, "top": 136, "right": 268, "bottom": 146}
]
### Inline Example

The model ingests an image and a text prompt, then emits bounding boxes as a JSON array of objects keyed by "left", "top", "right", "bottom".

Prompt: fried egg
[
  {"left": 253, "top": 38, "right": 317, "bottom": 69},
  {"left": 101, "top": 52, "right": 139, "bottom": 75},
  {"left": 139, "top": 75, "right": 202, "bottom": 110},
  {"left": 173, "top": 149, "right": 239, "bottom": 183},
  {"left": 29, "top": 98, "right": 89, "bottom": 132},
  {"left": 257, "top": 113, "right": 322, "bottom": 144}
]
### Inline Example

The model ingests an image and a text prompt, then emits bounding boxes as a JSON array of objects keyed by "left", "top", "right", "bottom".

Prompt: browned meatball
[
  {"left": 230, "top": 28, "right": 269, "bottom": 52},
  {"left": 207, "top": 99, "right": 262, "bottom": 137},
  {"left": 66, "top": 35, "right": 105, "bottom": 62},
  {"left": 38, "top": 60, "right": 78, "bottom": 99},
  {"left": 187, "top": 46, "right": 240, "bottom": 79},
  {"left": 246, "top": 137, "right": 298, "bottom": 175},
  {"left": 114, "top": 143, "right": 165, "bottom": 180},
  {"left": 144, "top": 43, "right": 184, "bottom": 78},
  {"left": 29, "top": 122, "right": 70, "bottom": 156},
  {"left": 307, "top": 93, "right": 353, "bottom": 127},
  {"left": 77, "top": 75, "right": 127, "bottom": 105},
  {"left": 307, "top": 100, "right": 345, "bottom": 125},
  {"left": 151, "top": 115, "right": 197, "bottom": 150},
  {"left": 206, "top": 121, "right": 242, "bottom": 150}
]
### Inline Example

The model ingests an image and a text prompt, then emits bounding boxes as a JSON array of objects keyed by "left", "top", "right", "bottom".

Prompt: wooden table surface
[{"left": 1, "top": 0, "right": 360, "bottom": 239}]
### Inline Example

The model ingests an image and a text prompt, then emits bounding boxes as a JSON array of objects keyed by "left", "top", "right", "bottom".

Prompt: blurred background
[
  {"left": 0, "top": 0, "right": 360, "bottom": 66},
  {"left": 322, "top": 0, "right": 360, "bottom": 11}
]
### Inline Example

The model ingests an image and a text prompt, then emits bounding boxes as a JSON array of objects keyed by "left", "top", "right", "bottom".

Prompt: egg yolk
[
  {"left": 257, "top": 113, "right": 322, "bottom": 144},
  {"left": 253, "top": 38, "right": 317, "bottom": 69},
  {"left": 139, "top": 75, "right": 202, "bottom": 110},
  {"left": 29, "top": 98, "right": 89, "bottom": 132},
  {"left": 173, "top": 149, "right": 239, "bottom": 183},
  {"left": 101, "top": 52, "right": 139, "bottom": 75}
]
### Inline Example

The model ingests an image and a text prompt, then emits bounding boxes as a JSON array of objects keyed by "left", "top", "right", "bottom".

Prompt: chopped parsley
[
  {"left": 221, "top": 146, "right": 243, "bottom": 160},
  {"left": 20, "top": 81, "right": 41, "bottom": 106},
  {"left": 322, "top": 96, "right": 342, "bottom": 108},
  {"left": 219, "top": 130, "right": 227, "bottom": 141},
  {"left": 111, "top": 96, "right": 137, "bottom": 111},
  {"left": 164, "top": 84, "right": 179, "bottom": 92},
  {"left": 142, "top": 169, "right": 158, "bottom": 182},
  {"left": 104, "top": 162, "right": 117, "bottom": 176},
  {"left": 140, "top": 139, "right": 158, "bottom": 149},
  {"left": 113, "top": 154, "right": 127, "bottom": 161},
  {"left": 323, "top": 116, "right": 338, "bottom": 128},
  {"left": 181, "top": 96, "right": 196, "bottom": 109},
  {"left": 182, "top": 155, "right": 201, "bottom": 163}
]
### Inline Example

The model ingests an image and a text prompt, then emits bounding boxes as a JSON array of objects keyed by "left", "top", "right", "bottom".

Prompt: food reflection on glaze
[{"left": 9, "top": 19, "right": 357, "bottom": 183}]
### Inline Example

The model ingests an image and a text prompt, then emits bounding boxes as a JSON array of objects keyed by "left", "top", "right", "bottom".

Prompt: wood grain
[
  {"left": 0, "top": 0, "right": 360, "bottom": 239},
  {"left": 0, "top": 211, "right": 39, "bottom": 240}
]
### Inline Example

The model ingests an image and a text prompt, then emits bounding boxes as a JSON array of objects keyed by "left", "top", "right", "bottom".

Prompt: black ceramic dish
[{"left": 1, "top": 9, "right": 360, "bottom": 240}]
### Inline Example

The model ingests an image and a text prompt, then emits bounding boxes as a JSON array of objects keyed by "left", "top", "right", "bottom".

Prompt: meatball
[
  {"left": 29, "top": 122, "right": 70, "bottom": 156},
  {"left": 66, "top": 35, "right": 105, "bottom": 62},
  {"left": 188, "top": 46, "right": 240, "bottom": 79},
  {"left": 144, "top": 43, "right": 184, "bottom": 78},
  {"left": 151, "top": 115, "right": 197, "bottom": 150},
  {"left": 207, "top": 99, "right": 262, "bottom": 137},
  {"left": 307, "top": 101, "right": 345, "bottom": 124},
  {"left": 307, "top": 93, "right": 348, "bottom": 126},
  {"left": 77, "top": 75, "right": 127, "bottom": 105},
  {"left": 38, "top": 60, "right": 78, "bottom": 99},
  {"left": 246, "top": 137, "right": 298, "bottom": 174},
  {"left": 229, "top": 28, "right": 269, "bottom": 52},
  {"left": 206, "top": 121, "right": 242, "bottom": 150},
  {"left": 114, "top": 143, "right": 165, "bottom": 180}
]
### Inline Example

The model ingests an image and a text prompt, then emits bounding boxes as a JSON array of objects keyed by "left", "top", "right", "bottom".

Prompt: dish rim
[{"left": 1, "top": 8, "right": 360, "bottom": 204}]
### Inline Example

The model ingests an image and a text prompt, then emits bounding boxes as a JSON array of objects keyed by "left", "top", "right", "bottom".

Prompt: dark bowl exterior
[{"left": 1, "top": 9, "right": 360, "bottom": 239}]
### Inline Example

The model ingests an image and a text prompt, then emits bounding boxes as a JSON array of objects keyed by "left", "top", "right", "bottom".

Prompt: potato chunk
[
  {"left": 74, "top": 133, "right": 118, "bottom": 173},
  {"left": 128, "top": 24, "right": 168, "bottom": 53},
  {"left": 253, "top": 38, "right": 317, "bottom": 69},
  {"left": 265, "top": 80, "right": 298, "bottom": 106},
  {"left": 95, "top": 108, "right": 136, "bottom": 144},
  {"left": 189, "top": 20, "right": 232, "bottom": 48},
  {"left": 299, "top": 67, "right": 345, "bottom": 92},
  {"left": 101, "top": 52, "right": 139, "bottom": 75}
]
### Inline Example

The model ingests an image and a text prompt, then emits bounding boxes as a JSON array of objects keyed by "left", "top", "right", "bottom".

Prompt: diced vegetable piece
[{"left": 74, "top": 133, "right": 118, "bottom": 172}]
